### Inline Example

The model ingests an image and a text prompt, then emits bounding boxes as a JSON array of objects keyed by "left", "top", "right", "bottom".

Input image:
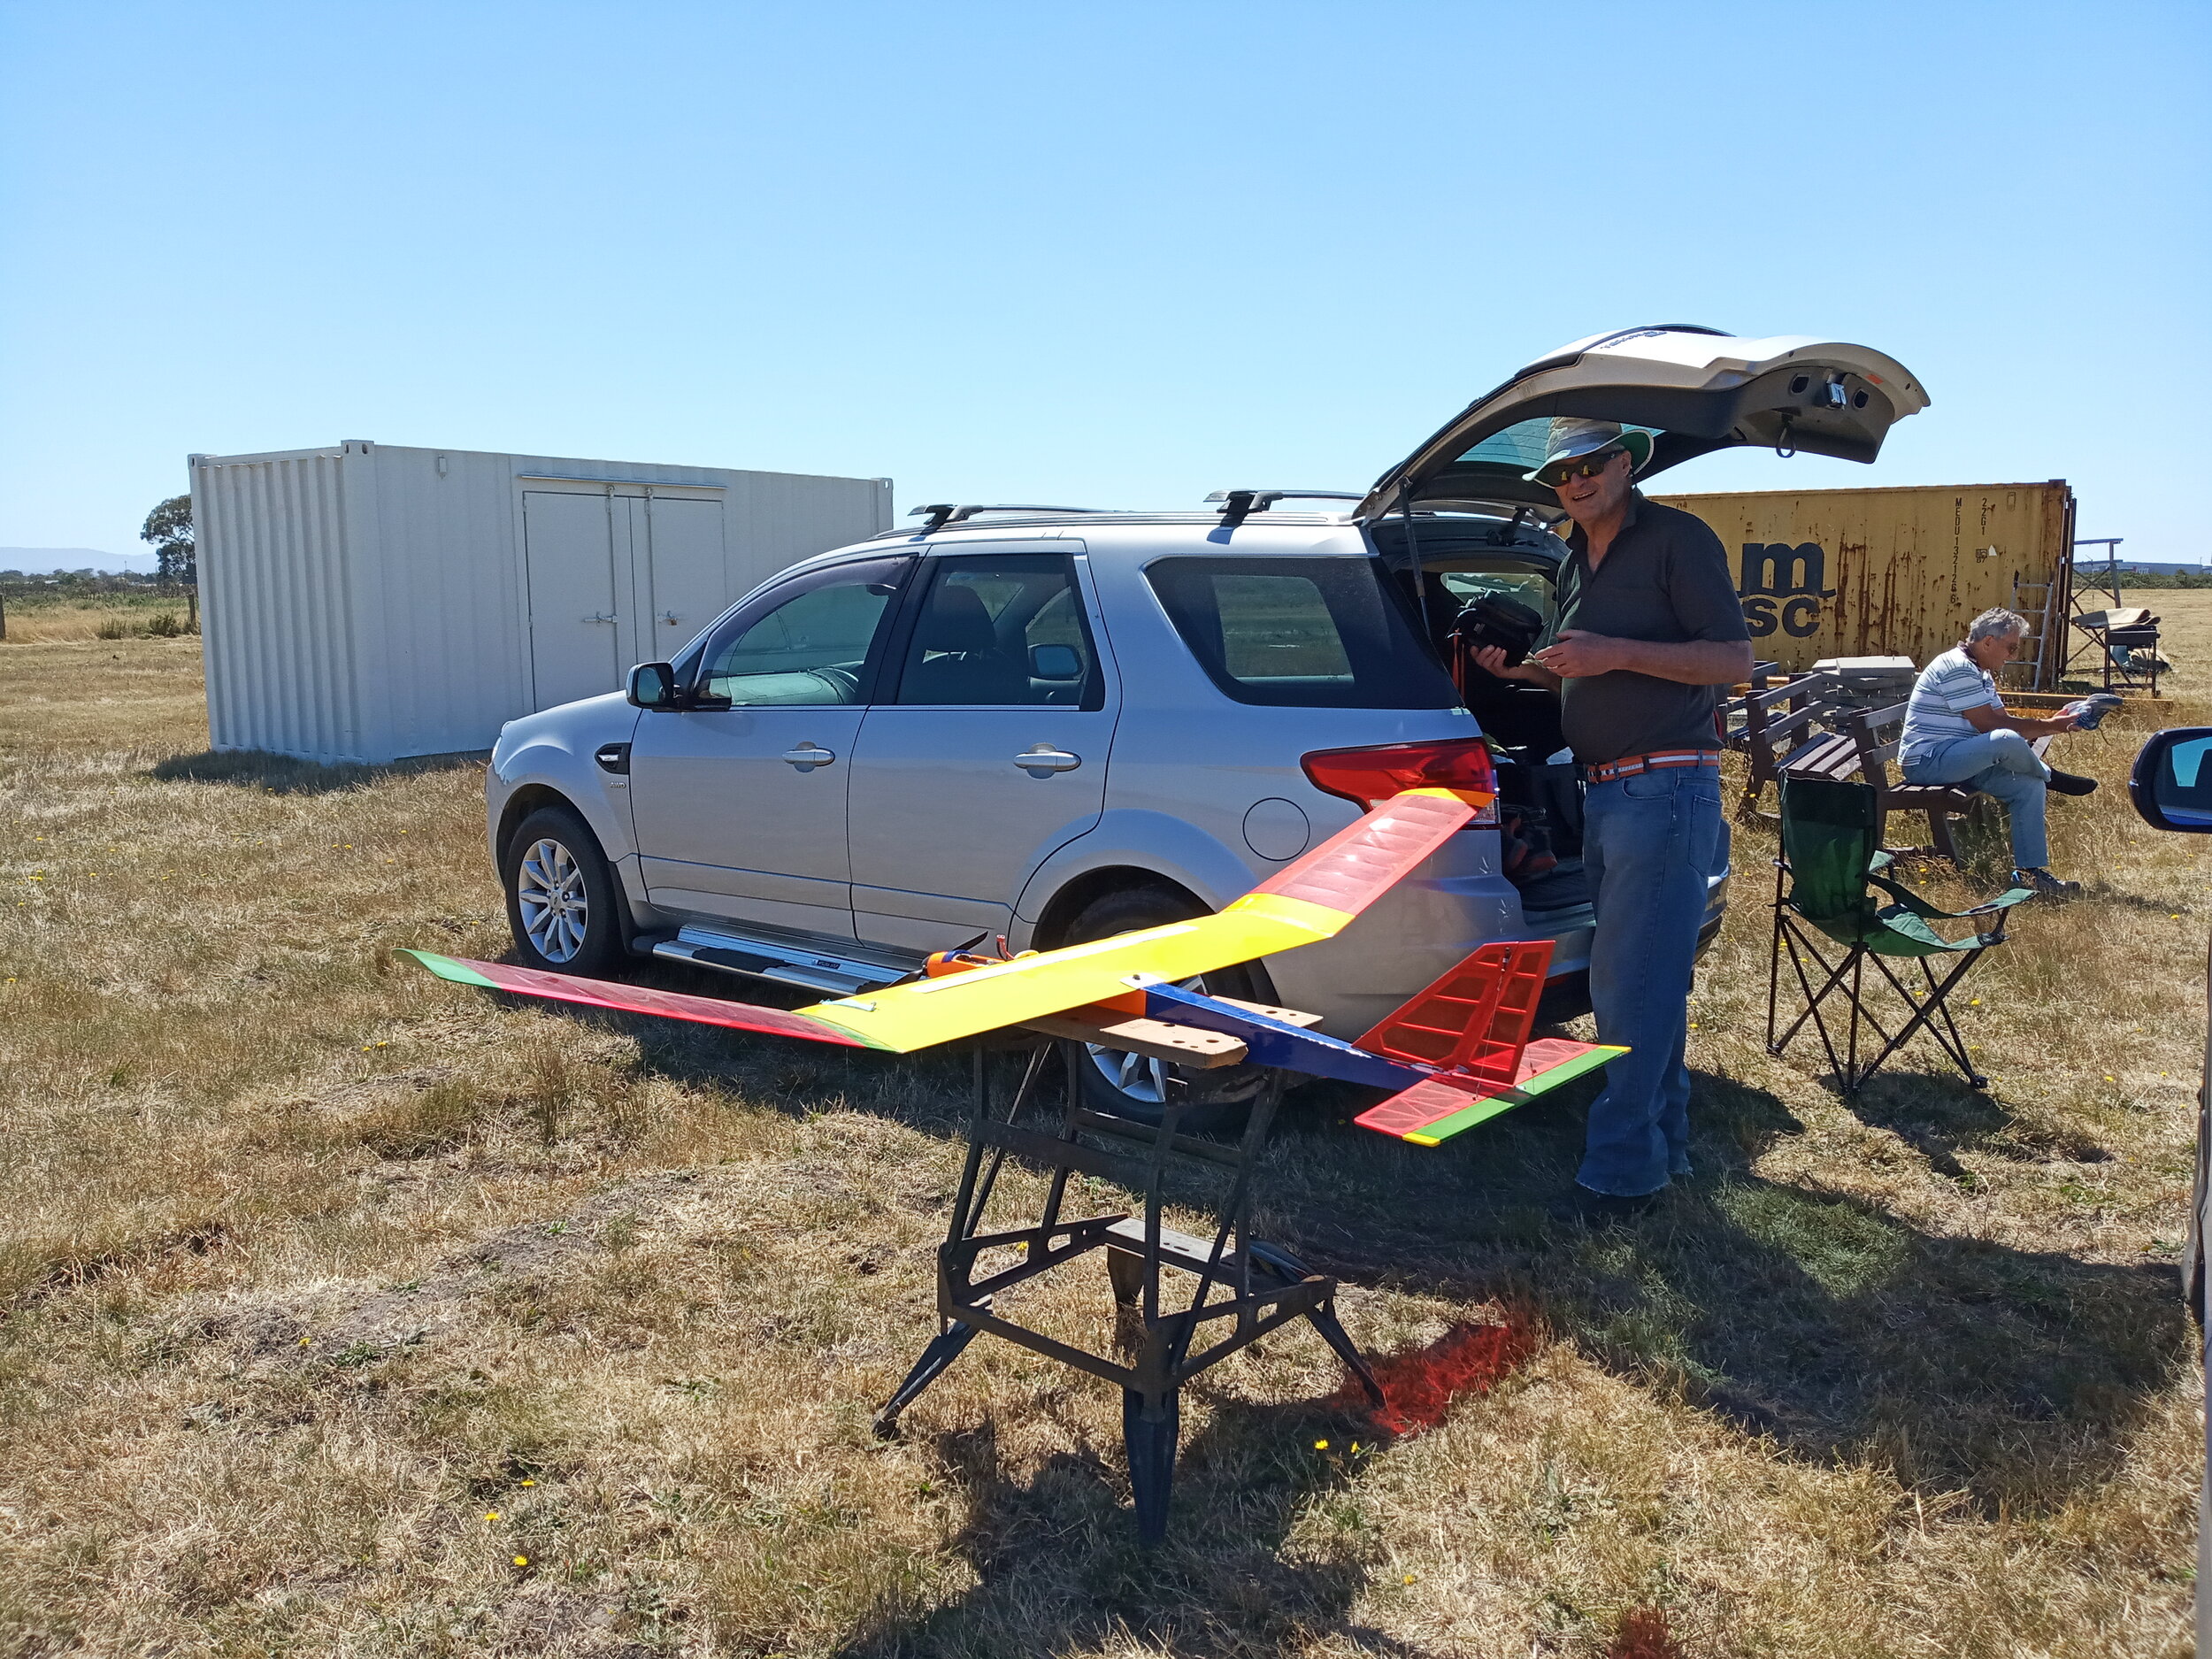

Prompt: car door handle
[
  {"left": 1013, "top": 745, "right": 1081, "bottom": 776},
  {"left": 781, "top": 742, "right": 837, "bottom": 771}
]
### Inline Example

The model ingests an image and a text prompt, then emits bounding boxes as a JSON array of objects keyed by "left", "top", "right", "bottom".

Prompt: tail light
[{"left": 1301, "top": 739, "right": 1499, "bottom": 822}]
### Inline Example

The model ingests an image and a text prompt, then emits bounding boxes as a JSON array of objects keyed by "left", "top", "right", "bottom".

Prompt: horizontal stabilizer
[
  {"left": 1353, "top": 1038, "right": 1628, "bottom": 1146},
  {"left": 398, "top": 950, "right": 878, "bottom": 1048}
]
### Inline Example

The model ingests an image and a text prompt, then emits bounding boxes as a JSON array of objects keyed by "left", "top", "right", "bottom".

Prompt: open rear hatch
[
  {"left": 1356, "top": 326, "right": 1929, "bottom": 520},
  {"left": 1363, "top": 326, "right": 1930, "bottom": 910}
]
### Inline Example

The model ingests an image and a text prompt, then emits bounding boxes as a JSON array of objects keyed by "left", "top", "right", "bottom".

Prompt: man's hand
[
  {"left": 1964, "top": 703, "right": 2082, "bottom": 737},
  {"left": 1530, "top": 631, "right": 1755, "bottom": 687},
  {"left": 1471, "top": 644, "right": 1563, "bottom": 689},
  {"left": 1529, "top": 629, "right": 1625, "bottom": 679}
]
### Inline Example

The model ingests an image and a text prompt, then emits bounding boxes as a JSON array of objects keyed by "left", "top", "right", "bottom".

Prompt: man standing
[
  {"left": 1898, "top": 608, "right": 2094, "bottom": 896},
  {"left": 1474, "top": 419, "right": 1752, "bottom": 1221}
]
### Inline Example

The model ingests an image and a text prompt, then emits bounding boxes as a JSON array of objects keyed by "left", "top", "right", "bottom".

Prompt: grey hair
[{"left": 1967, "top": 607, "right": 2030, "bottom": 644}]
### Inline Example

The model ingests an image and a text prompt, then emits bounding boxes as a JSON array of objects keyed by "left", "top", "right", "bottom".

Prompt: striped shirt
[{"left": 1899, "top": 646, "right": 2002, "bottom": 766}]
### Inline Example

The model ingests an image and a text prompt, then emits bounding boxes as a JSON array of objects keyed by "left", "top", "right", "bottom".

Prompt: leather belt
[{"left": 1583, "top": 748, "right": 1722, "bottom": 784}]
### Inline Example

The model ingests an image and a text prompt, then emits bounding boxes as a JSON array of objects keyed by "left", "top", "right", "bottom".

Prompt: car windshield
[{"left": 1146, "top": 556, "right": 1458, "bottom": 710}]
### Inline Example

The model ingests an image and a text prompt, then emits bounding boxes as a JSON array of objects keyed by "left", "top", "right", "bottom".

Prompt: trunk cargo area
[{"left": 1371, "top": 517, "right": 1592, "bottom": 918}]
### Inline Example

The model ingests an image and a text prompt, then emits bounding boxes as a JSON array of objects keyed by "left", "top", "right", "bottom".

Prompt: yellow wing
[{"left": 792, "top": 788, "right": 1478, "bottom": 1051}]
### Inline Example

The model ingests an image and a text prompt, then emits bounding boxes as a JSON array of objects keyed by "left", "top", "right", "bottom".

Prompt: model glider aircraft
[{"left": 402, "top": 788, "right": 1625, "bottom": 1146}]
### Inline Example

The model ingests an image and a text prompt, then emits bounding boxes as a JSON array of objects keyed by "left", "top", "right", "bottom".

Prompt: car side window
[
  {"left": 892, "top": 555, "right": 1102, "bottom": 708},
  {"left": 693, "top": 557, "right": 910, "bottom": 707},
  {"left": 1146, "top": 556, "right": 1457, "bottom": 709}
]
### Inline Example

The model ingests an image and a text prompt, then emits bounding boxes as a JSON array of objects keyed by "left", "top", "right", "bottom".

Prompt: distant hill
[{"left": 0, "top": 548, "right": 155, "bottom": 574}]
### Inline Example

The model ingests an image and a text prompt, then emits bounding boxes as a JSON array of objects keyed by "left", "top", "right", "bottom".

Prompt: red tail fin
[{"left": 1354, "top": 940, "right": 1552, "bottom": 1087}]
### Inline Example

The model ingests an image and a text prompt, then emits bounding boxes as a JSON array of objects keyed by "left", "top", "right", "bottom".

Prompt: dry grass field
[
  {"left": 0, "top": 591, "right": 199, "bottom": 644},
  {"left": 4, "top": 600, "right": 2210, "bottom": 1656}
]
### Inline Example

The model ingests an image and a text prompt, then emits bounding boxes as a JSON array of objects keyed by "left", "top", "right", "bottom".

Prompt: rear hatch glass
[{"left": 1146, "top": 556, "right": 1458, "bottom": 710}]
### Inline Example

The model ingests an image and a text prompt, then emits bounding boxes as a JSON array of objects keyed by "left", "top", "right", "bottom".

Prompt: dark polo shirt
[{"left": 1553, "top": 491, "right": 1748, "bottom": 765}]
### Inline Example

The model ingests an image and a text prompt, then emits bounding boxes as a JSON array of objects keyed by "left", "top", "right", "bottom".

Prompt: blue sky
[{"left": 3, "top": 2, "right": 2206, "bottom": 568}]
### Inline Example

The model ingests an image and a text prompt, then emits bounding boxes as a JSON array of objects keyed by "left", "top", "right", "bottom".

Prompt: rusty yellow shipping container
[{"left": 1650, "top": 480, "right": 2077, "bottom": 687}]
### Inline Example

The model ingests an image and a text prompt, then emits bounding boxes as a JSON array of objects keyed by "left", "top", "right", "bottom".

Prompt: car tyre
[
  {"left": 503, "top": 805, "right": 625, "bottom": 978},
  {"left": 1059, "top": 885, "right": 1272, "bottom": 1133}
]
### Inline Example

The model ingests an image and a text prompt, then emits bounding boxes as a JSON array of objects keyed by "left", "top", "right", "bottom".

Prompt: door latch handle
[
  {"left": 1013, "top": 744, "right": 1081, "bottom": 776},
  {"left": 781, "top": 742, "right": 837, "bottom": 771},
  {"left": 582, "top": 611, "right": 618, "bottom": 625}
]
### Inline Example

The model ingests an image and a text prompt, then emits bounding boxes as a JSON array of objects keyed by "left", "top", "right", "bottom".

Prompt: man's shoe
[
  {"left": 1546, "top": 1185, "right": 1661, "bottom": 1228},
  {"left": 2014, "top": 866, "right": 2084, "bottom": 899},
  {"left": 2047, "top": 769, "right": 2099, "bottom": 797}
]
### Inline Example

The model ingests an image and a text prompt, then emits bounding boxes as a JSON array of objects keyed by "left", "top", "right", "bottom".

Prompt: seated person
[{"left": 1898, "top": 607, "right": 2095, "bottom": 896}]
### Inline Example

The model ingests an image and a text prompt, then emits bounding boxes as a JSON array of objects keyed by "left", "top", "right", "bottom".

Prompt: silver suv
[{"left": 484, "top": 326, "right": 1926, "bottom": 1116}]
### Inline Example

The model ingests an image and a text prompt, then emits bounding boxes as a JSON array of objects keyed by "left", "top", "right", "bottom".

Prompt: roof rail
[
  {"left": 907, "top": 503, "right": 1102, "bottom": 533},
  {"left": 1203, "top": 488, "right": 1363, "bottom": 526}
]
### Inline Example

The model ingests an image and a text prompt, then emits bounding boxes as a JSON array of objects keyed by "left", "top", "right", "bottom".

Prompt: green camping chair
[{"left": 1767, "top": 777, "right": 2033, "bottom": 1094}]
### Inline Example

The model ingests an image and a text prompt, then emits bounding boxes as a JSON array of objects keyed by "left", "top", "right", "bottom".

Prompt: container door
[
  {"left": 1354, "top": 328, "right": 1932, "bottom": 518},
  {"left": 626, "top": 555, "right": 913, "bottom": 937},
  {"left": 633, "top": 494, "right": 729, "bottom": 659},
  {"left": 845, "top": 549, "right": 1114, "bottom": 951},
  {"left": 523, "top": 490, "right": 624, "bottom": 710}
]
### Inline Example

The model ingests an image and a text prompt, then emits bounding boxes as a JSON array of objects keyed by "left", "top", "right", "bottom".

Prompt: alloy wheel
[
  {"left": 515, "top": 837, "right": 589, "bottom": 964},
  {"left": 1084, "top": 974, "right": 1205, "bottom": 1105}
]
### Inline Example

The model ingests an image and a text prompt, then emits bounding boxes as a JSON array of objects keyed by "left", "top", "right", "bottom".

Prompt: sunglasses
[{"left": 1540, "top": 446, "right": 1625, "bottom": 488}]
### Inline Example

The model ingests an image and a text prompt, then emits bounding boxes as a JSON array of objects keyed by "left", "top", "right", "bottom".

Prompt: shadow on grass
[
  {"left": 1263, "top": 1067, "right": 2188, "bottom": 1514},
  {"left": 148, "top": 747, "right": 486, "bottom": 795},
  {"left": 836, "top": 1329, "right": 1520, "bottom": 1659},
  {"left": 1846, "top": 1071, "right": 2112, "bottom": 1166}
]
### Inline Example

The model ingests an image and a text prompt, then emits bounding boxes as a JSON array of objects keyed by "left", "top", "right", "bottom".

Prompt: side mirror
[
  {"left": 2128, "top": 726, "right": 2212, "bottom": 832},
  {"left": 626, "top": 662, "right": 680, "bottom": 710},
  {"left": 1029, "top": 642, "right": 1084, "bottom": 681}
]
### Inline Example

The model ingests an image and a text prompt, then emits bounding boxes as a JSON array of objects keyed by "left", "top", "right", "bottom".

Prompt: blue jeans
[
  {"left": 1900, "top": 731, "right": 2051, "bottom": 869},
  {"left": 1578, "top": 766, "right": 1725, "bottom": 1198}
]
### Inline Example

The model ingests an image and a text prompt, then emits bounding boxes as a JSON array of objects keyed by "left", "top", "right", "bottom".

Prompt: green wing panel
[{"left": 396, "top": 950, "right": 879, "bottom": 1048}]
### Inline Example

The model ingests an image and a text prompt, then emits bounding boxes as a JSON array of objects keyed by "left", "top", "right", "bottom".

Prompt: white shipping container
[{"left": 190, "top": 441, "right": 893, "bottom": 764}]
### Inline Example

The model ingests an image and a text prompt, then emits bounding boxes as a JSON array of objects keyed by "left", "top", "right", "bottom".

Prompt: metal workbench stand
[{"left": 873, "top": 1043, "right": 1385, "bottom": 1543}]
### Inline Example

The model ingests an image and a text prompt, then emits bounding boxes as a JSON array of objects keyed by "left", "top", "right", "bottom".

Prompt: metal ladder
[{"left": 2009, "top": 576, "right": 2062, "bottom": 690}]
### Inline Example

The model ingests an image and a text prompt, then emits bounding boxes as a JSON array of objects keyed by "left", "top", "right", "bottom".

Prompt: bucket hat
[{"left": 1523, "top": 418, "right": 1653, "bottom": 482}]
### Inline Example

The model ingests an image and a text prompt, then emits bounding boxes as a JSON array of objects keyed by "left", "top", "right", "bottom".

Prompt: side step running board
[{"left": 651, "top": 926, "right": 918, "bottom": 998}]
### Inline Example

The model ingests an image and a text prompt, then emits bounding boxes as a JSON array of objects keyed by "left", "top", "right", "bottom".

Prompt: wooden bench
[
  {"left": 1778, "top": 699, "right": 2051, "bottom": 864},
  {"left": 1723, "top": 673, "right": 1824, "bottom": 817}
]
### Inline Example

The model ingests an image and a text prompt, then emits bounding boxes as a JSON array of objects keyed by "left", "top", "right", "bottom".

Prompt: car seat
[{"left": 903, "top": 585, "right": 1026, "bottom": 703}]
